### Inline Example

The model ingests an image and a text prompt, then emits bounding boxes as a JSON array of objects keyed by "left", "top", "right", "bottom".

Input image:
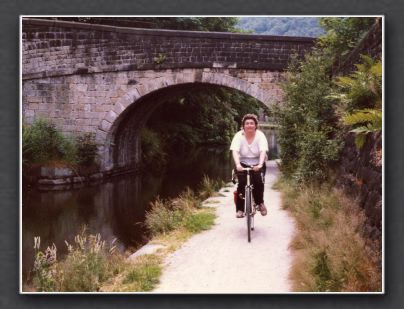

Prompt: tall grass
[
  {"left": 31, "top": 228, "right": 124, "bottom": 292},
  {"left": 198, "top": 175, "right": 226, "bottom": 200},
  {"left": 145, "top": 186, "right": 215, "bottom": 237},
  {"left": 276, "top": 176, "right": 381, "bottom": 292},
  {"left": 145, "top": 198, "right": 185, "bottom": 236}
]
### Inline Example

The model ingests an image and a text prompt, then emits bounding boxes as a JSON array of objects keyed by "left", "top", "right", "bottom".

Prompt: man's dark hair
[{"left": 241, "top": 114, "right": 258, "bottom": 128}]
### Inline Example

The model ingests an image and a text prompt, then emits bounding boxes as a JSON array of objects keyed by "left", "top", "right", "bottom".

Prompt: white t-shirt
[{"left": 230, "top": 129, "right": 269, "bottom": 165}]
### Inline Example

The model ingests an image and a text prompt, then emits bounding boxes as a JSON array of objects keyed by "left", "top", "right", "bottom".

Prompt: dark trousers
[{"left": 235, "top": 162, "right": 266, "bottom": 212}]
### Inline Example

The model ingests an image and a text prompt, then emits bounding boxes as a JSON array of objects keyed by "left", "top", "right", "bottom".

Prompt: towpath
[{"left": 153, "top": 160, "right": 296, "bottom": 293}]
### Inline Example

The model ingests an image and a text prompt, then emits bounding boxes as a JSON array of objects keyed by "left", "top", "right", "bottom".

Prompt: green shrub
[
  {"left": 22, "top": 118, "right": 77, "bottom": 165},
  {"left": 198, "top": 175, "right": 224, "bottom": 200},
  {"left": 75, "top": 132, "right": 98, "bottom": 165},
  {"left": 145, "top": 199, "right": 184, "bottom": 236},
  {"left": 273, "top": 50, "right": 343, "bottom": 182},
  {"left": 172, "top": 187, "right": 202, "bottom": 210},
  {"left": 22, "top": 119, "right": 102, "bottom": 167}
]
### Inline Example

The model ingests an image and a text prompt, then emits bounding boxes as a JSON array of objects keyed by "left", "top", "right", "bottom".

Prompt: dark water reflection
[{"left": 22, "top": 146, "right": 234, "bottom": 280}]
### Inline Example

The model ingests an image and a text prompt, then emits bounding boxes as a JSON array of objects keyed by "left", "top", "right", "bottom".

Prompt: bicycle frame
[{"left": 242, "top": 167, "right": 258, "bottom": 242}]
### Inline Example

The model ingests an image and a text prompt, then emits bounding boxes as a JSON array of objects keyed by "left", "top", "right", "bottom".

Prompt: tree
[
  {"left": 318, "top": 17, "right": 375, "bottom": 61},
  {"left": 273, "top": 50, "right": 342, "bottom": 182}
]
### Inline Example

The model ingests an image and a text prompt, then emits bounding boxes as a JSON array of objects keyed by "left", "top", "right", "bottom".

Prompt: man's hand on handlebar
[
  {"left": 236, "top": 164, "right": 263, "bottom": 172},
  {"left": 253, "top": 164, "right": 263, "bottom": 172},
  {"left": 236, "top": 164, "right": 244, "bottom": 172}
]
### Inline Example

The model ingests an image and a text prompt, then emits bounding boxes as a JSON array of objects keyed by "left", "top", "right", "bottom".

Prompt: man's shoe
[
  {"left": 259, "top": 203, "right": 267, "bottom": 216},
  {"left": 236, "top": 211, "right": 244, "bottom": 218}
]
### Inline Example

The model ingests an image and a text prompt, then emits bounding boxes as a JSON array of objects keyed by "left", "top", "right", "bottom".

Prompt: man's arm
[
  {"left": 232, "top": 150, "right": 243, "bottom": 171},
  {"left": 253, "top": 150, "right": 267, "bottom": 172}
]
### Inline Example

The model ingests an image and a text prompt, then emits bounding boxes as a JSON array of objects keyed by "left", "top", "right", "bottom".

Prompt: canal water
[{"left": 22, "top": 146, "right": 234, "bottom": 280}]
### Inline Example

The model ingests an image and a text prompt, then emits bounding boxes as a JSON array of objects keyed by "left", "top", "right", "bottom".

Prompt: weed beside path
[{"left": 275, "top": 176, "right": 382, "bottom": 292}]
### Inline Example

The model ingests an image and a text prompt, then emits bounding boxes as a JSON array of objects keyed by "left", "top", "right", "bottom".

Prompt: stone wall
[
  {"left": 334, "top": 18, "right": 383, "bottom": 237},
  {"left": 338, "top": 133, "right": 382, "bottom": 239},
  {"left": 22, "top": 18, "right": 314, "bottom": 80}
]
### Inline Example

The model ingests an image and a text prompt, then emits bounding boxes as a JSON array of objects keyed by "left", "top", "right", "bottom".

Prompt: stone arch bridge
[{"left": 22, "top": 18, "right": 314, "bottom": 173}]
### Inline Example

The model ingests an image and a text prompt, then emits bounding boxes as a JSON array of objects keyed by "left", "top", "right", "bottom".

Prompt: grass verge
[{"left": 275, "top": 176, "right": 382, "bottom": 292}]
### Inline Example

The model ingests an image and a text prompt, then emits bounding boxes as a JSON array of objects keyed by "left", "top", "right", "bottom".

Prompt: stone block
[
  {"left": 73, "top": 176, "right": 86, "bottom": 183},
  {"left": 24, "top": 110, "right": 35, "bottom": 117},
  {"left": 99, "top": 119, "right": 112, "bottom": 132},
  {"left": 105, "top": 110, "right": 118, "bottom": 123},
  {"left": 38, "top": 178, "right": 71, "bottom": 185},
  {"left": 126, "top": 88, "right": 141, "bottom": 101},
  {"left": 128, "top": 244, "right": 166, "bottom": 262},
  {"left": 89, "top": 173, "right": 103, "bottom": 180},
  {"left": 113, "top": 102, "right": 125, "bottom": 115}
]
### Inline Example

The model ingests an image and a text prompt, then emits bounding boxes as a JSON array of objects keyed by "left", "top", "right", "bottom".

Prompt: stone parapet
[{"left": 22, "top": 18, "right": 314, "bottom": 80}]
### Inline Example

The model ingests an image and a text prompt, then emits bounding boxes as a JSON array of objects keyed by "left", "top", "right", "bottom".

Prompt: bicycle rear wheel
[{"left": 245, "top": 188, "right": 252, "bottom": 242}]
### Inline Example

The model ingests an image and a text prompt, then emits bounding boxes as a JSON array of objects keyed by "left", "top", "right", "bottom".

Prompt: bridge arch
[
  {"left": 22, "top": 18, "right": 315, "bottom": 174},
  {"left": 98, "top": 69, "right": 279, "bottom": 171}
]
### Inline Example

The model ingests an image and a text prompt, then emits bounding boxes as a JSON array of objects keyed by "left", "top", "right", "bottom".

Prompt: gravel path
[{"left": 153, "top": 160, "right": 296, "bottom": 293}]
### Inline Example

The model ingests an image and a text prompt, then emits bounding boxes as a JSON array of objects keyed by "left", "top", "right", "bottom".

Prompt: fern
[
  {"left": 342, "top": 109, "right": 382, "bottom": 149},
  {"left": 343, "top": 109, "right": 382, "bottom": 127},
  {"left": 330, "top": 55, "right": 382, "bottom": 150},
  {"left": 330, "top": 54, "right": 382, "bottom": 112}
]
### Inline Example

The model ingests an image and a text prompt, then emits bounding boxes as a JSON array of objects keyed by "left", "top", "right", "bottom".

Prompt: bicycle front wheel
[{"left": 245, "top": 188, "right": 252, "bottom": 242}]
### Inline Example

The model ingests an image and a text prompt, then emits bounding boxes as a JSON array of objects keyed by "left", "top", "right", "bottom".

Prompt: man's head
[{"left": 241, "top": 114, "right": 258, "bottom": 131}]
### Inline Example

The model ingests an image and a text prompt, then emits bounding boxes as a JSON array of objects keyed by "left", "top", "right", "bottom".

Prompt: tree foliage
[
  {"left": 318, "top": 17, "right": 375, "bottom": 61},
  {"left": 237, "top": 17, "right": 325, "bottom": 37},
  {"left": 273, "top": 50, "right": 342, "bottom": 182},
  {"left": 330, "top": 55, "right": 382, "bottom": 113},
  {"left": 273, "top": 17, "right": 380, "bottom": 182},
  {"left": 144, "top": 85, "right": 262, "bottom": 157},
  {"left": 330, "top": 55, "right": 382, "bottom": 149}
]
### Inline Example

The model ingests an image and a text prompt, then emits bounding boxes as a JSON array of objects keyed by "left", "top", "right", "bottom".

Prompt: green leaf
[{"left": 355, "top": 133, "right": 366, "bottom": 149}]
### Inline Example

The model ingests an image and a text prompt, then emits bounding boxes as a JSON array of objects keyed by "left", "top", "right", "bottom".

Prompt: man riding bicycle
[{"left": 230, "top": 114, "right": 268, "bottom": 218}]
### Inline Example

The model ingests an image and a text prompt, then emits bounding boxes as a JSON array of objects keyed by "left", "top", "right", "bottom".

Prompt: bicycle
[{"left": 233, "top": 165, "right": 262, "bottom": 242}]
